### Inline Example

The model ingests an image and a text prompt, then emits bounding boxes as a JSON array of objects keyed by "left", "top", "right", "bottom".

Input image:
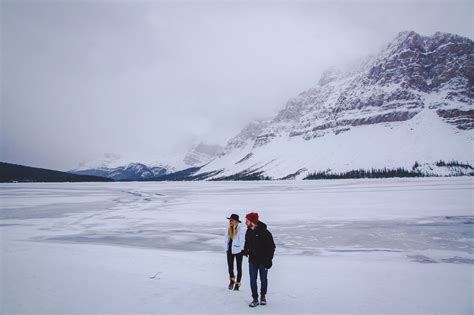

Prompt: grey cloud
[{"left": 1, "top": 0, "right": 472, "bottom": 170}]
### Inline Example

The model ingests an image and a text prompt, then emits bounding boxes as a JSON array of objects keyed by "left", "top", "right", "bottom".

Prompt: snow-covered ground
[{"left": 1, "top": 178, "right": 473, "bottom": 314}]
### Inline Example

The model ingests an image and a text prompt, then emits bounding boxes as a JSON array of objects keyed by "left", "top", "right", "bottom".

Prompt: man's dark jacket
[{"left": 244, "top": 221, "right": 276, "bottom": 269}]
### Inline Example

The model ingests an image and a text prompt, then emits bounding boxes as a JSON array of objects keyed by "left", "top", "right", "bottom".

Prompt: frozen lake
[{"left": 1, "top": 178, "right": 473, "bottom": 313}]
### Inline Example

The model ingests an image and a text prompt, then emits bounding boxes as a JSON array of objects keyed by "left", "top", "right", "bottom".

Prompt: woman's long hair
[{"left": 228, "top": 220, "right": 239, "bottom": 240}]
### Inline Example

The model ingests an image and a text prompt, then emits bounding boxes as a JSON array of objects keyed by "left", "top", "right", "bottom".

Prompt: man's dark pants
[{"left": 249, "top": 262, "right": 268, "bottom": 299}]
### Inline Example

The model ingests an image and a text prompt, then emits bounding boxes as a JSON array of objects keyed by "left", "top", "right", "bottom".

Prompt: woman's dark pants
[{"left": 227, "top": 251, "right": 243, "bottom": 282}]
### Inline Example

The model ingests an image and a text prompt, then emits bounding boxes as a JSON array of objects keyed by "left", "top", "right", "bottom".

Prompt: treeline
[
  {"left": 435, "top": 160, "right": 473, "bottom": 169},
  {"left": 0, "top": 162, "right": 113, "bottom": 183},
  {"left": 304, "top": 167, "right": 422, "bottom": 180},
  {"left": 212, "top": 170, "right": 271, "bottom": 181},
  {"left": 304, "top": 160, "right": 474, "bottom": 180}
]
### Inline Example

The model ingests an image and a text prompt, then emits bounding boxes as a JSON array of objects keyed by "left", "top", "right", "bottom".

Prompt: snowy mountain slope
[
  {"left": 200, "top": 109, "right": 472, "bottom": 179},
  {"left": 195, "top": 31, "right": 473, "bottom": 180},
  {"left": 183, "top": 142, "right": 223, "bottom": 166}
]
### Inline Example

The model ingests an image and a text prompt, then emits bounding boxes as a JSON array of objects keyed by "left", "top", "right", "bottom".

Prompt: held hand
[{"left": 264, "top": 260, "right": 272, "bottom": 269}]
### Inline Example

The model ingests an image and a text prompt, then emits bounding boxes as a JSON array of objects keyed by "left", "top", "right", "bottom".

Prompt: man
[{"left": 244, "top": 212, "right": 276, "bottom": 308}]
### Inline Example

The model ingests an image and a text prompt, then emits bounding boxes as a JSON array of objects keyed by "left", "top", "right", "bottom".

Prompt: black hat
[{"left": 227, "top": 213, "right": 241, "bottom": 223}]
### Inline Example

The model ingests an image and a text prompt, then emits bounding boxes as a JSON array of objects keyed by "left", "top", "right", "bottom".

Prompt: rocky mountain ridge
[{"left": 194, "top": 31, "right": 473, "bottom": 180}]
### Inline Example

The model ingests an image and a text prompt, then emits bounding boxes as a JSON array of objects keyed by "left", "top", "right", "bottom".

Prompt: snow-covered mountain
[
  {"left": 193, "top": 31, "right": 473, "bottom": 180},
  {"left": 72, "top": 163, "right": 169, "bottom": 181},
  {"left": 70, "top": 153, "right": 173, "bottom": 181},
  {"left": 69, "top": 142, "right": 224, "bottom": 181}
]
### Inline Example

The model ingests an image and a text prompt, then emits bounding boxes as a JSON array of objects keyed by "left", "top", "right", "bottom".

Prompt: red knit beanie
[{"left": 246, "top": 212, "right": 259, "bottom": 224}]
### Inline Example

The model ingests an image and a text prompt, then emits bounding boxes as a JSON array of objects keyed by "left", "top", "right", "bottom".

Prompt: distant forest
[
  {"left": 304, "top": 160, "right": 473, "bottom": 180},
  {"left": 0, "top": 162, "right": 112, "bottom": 183},
  {"left": 304, "top": 168, "right": 422, "bottom": 180}
]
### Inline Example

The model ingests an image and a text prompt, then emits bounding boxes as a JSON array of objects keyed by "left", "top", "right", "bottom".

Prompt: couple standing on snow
[{"left": 225, "top": 212, "right": 276, "bottom": 308}]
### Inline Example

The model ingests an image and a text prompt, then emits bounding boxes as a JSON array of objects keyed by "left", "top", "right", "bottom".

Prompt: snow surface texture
[{"left": 1, "top": 178, "right": 473, "bottom": 314}]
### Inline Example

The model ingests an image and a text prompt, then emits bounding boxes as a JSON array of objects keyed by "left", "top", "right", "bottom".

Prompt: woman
[{"left": 225, "top": 213, "right": 245, "bottom": 291}]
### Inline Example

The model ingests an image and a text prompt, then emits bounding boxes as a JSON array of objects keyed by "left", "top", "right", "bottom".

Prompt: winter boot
[
  {"left": 228, "top": 277, "right": 235, "bottom": 290},
  {"left": 233, "top": 282, "right": 241, "bottom": 291},
  {"left": 249, "top": 299, "right": 259, "bottom": 308},
  {"left": 260, "top": 295, "right": 267, "bottom": 305}
]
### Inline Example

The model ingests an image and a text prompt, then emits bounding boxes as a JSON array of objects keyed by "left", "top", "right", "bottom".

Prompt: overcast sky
[{"left": 1, "top": 0, "right": 472, "bottom": 171}]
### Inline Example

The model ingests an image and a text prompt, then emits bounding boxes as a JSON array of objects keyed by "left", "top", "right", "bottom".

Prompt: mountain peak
[
  {"left": 395, "top": 30, "right": 421, "bottom": 41},
  {"left": 384, "top": 30, "right": 472, "bottom": 54}
]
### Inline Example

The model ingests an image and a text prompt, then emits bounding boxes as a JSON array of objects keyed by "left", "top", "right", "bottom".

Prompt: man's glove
[{"left": 264, "top": 260, "right": 272, "bottom": 269}]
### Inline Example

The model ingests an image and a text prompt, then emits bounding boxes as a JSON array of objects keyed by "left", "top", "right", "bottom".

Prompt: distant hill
[
  {"left": 68, "top": 143, "right": 223, "bottom": 182},
  {"left": 0, "top": 162, "right": 114, "bottom": 183}
]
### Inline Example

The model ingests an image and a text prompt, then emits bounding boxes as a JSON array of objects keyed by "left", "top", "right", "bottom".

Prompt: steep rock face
[
  {"left": 223, "top": 120, "right": 270, "bottom": 152},
  {"left": 266, "top": 31, "right": 473, "bottom": 142},
  {"left": 196, "top": 31, "right": 473, "bottom": 180},
  {"left": 436, "top": 109, "right": 474, "bottom": 130},
  {"left": 368, "top": 31, "right": 473, "bottom": 93}
]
